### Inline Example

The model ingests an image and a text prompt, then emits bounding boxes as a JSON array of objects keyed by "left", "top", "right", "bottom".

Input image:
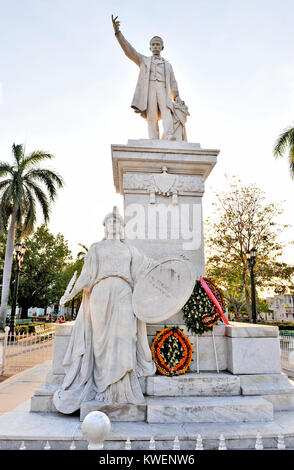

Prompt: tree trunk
[
  {"left": 21, "top": 305, "right": 29, "bottom": 319},
  {"left": 244, "top": 286, "right": 252, "bottom": 322},
  {"left": 0, "top": 213, "right": 16, "bottom": 329}
]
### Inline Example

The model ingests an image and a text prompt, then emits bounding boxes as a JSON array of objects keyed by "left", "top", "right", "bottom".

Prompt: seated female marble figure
[{"left": 53, "top": 210, "right": 156, "bottom": 414}]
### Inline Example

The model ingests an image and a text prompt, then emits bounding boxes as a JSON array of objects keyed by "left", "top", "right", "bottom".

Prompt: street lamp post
[
  {"left": 8, "top": 242, "right": 26, "bottom": 342},
  {"left": 246, "top": 247, "right": 257, "bottom": 324}
]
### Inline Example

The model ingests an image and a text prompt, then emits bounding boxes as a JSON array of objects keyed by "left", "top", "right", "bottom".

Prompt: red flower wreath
[{"left": 151, "top": 327, "right": 193, "bottom": 376}]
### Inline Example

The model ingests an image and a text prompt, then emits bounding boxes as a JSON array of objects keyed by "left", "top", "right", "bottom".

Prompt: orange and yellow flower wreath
[{"left": 151, "top": 327, "right": 193, "bottom": 376}]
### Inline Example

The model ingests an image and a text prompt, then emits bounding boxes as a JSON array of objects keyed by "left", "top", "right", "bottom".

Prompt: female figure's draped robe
[{"left": 53, "top": 240, "right": 156, "bottom": 414}]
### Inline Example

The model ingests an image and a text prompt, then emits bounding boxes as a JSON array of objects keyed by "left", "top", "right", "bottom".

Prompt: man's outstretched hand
[{"left": 112, "top": 15, "right": 120, "bottom": 34}]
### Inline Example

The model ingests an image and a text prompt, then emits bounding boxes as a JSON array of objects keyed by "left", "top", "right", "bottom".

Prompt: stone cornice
[{"left": 111, "top": 141, "right": 219, "bottom": 194}]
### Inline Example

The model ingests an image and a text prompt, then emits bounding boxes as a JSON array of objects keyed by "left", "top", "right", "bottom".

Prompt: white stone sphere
[{"left": 82, "top": 411, "right": 111, "bottom": 445}]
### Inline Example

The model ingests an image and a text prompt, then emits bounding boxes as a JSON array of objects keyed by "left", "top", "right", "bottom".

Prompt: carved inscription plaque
[{"left": 133, "top": 258, "right": 194, "bottom": 323}]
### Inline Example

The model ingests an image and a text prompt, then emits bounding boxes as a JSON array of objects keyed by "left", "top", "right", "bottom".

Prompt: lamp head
[{"left": 251, "top": 247, "right": 257, "bottom": 258}]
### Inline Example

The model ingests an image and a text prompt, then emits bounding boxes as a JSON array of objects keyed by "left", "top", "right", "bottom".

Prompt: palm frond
[
  {"left": 0, "top": 162, "right": 14, "bottom": 177},
  {"left": 21, "top": 188, "right": 37, "bottom": 235},
  {"left": 273, "top": 126, "right": 294, "bottom": 158},
  {"left": 21, "top": 150, "right": 54, "bottom": 172},
  {"left": 289, "top": 146, "right": 294, "bottom": 180},
  {"left": 0, "top": 179, "right": 11, "bottom": 192},
  {"left": 0, "top": 185, "right": 13, "bottom": 230},
  {"left": 12, "top": 144, "right": 24, "bottom": 166},
  {"left": 7, "top": 170, "right": 25, "bottom": 221},
  {"left": 24, "top": 168, "right": 64, "bottom": 201},
  {"left": 0, "top": 144, "right": 63, "bottom": 233},
  {"left": 24, "top": 181, "right": 50, "bottom": 223}
]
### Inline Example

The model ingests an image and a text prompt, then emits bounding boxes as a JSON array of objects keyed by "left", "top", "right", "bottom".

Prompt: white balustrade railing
[
  {"left": 2, "top": 325, "right": 55, "bottom": 375},
  {"left": 17, "top": 430, "right": 288, "bottom": 450},
  {"left": 280, "top": 334, "right": 294, "bottom": 377}
]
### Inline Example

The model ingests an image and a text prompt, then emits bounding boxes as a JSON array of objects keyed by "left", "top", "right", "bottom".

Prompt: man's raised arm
[{"left": 111, "top": 15, "right": 142, "bottom": 67}]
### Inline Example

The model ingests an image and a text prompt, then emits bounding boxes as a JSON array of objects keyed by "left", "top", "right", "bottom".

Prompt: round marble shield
[{"left": 132, "top": 258, "right": 195, "bottom": 323}]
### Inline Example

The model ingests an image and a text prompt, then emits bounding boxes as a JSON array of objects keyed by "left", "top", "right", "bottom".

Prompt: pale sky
[{"left": 0, "top": 0, "right": 293, "bottom": 262}]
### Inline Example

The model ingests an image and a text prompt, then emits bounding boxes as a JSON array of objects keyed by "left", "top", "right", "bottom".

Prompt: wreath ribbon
[{"left": 200, "top": 277, "right": 230, "bottom": 325}]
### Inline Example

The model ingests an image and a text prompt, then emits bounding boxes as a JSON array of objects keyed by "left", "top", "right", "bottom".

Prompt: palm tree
[
  {"left": 0, "top": 143, "right": 64, "bottom": 328},
  {"left": 273, "top": 124, "right": 294, "bottom": 178}
]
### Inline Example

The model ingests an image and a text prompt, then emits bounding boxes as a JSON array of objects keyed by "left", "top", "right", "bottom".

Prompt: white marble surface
[
  {"left": 52, "top": 335, "right": 71, "bottom": 375},
  {"left": 240, "top": 374, "right": 294, "bottom": 395},
  {"left": 111, "top": 140, "right": 218, "bottom": 331},
  {"left": 146, "top": 396, "right": 273, "bottom": 423},
  {"left": 190, "top": 335, "right": 227, "bottom": 371},
  {"left": 226, "top": 322, "right": 279, "bottom": 338},
  {"left": 127, "top": 139, "right": 201, "bottom": 149},
  {"left": 1, "top": 403, "right": 294, "bottom": 449},
  {"left": 112, "top": 16, "right": 188, "bottom": 142},
  {"left": 227, "top": 337, "right": 281, "bottom": 374},
  {"left": 45, "top": 372, "right": 65, "bottom": 386},
  {"left": 80, "top": 401, "right": 146, "bottom": 422},
  {"left": 133, "top": 258, "right": 195, "bottom": 323},
  {"left": 33, "top": 383, "right": 57, "bottom": 397},
  {"left": 111, "top": 142, "right": 218, "bottom": 194},
  {"left": 0, "top": 409, "right": 79, "bottom": 441},
  {"left": 262, "top": 394, "right": 294, "bottom": 411},
  {"left": 54, "top": 322, "right": 75, "bottom": 337},
  {"left": 82, "top": 411, "right": 111, "bottom": 450},
  {"left": 147, "top": 323, "right": 225, "bottom": 337},
  {"left": 146, "top": 372, "right": 240, "bottom": 396},
  {"left": 30, "top": 395, "right": 57, "bottom": 413}
]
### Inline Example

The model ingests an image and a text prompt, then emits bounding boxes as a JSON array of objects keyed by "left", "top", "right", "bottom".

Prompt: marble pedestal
[
  {"left": 112, "top": 139, "right": 219, "bottom": 280},
  {"left": 30, "top": 321, "right": 294, "bottom": 422},
  {"left": 27, "top": 139, "right": 294, "bottom": 442}
]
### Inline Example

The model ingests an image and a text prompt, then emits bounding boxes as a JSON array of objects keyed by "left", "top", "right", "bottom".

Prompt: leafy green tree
[
  {"left": 257, "top": 298, "right": 273, "bottom": 321},
  {"left": 17, "top": 225, "right": 71, "bottom": 318},
  {"left": 274, "top": 124, "right": 294, "bottom": 178},
  {"left": 205, "top": 178, "right": 294, "bottom": 322},
  {"left": 0, "top": 144, "right": 64, "bottom": 328}
]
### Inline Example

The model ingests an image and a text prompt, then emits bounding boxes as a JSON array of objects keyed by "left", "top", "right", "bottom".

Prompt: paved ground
[{"left": 0, "top": 360, "right": 52, "bottom": 416}]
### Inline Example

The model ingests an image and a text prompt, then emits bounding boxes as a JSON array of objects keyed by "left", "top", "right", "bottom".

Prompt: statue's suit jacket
[{"left": 116, "top": 31, "right": 179, "bottom": 119}]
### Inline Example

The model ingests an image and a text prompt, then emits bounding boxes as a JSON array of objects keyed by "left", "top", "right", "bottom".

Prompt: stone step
[
  {"left": 240, "top": 374, "right": 294, "bottom": 395},
  {"left": 80, "top": 401, "right": 146, "bottom": 422},
  {"left": 146, "top": 372, "right": 240, "bottom": 397},
  {"left": 1, "top": 405, "right": 294, "bottom": 450},
  {"left": 146, "top": 396, "right": 273, "bottom": 424}
]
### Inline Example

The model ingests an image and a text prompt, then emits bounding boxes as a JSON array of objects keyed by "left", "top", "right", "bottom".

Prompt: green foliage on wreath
[
  {"left": 152, "top": 326, "right": 192, "bottom": 376},
  {"left": 182, "top": 281, "right": 213, "bottom": 335},
  {"left": 160, "top": 327, "right": 185, "bottom": 373}
]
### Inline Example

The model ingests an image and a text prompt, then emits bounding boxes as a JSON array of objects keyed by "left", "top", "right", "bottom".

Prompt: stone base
[
  {"left": 80, "top": 401, "right": 146, "bottom": 422},
  {"left": 240, "top": 374, "right": 294, "bottom": 395},
  {"left": 1, "top": 402, "right": 294, "bottom": 450},
  {"left": 29, "top": 321, "right": 294, "bottom": 430},
  {"left": 146, "top": 396, "right": 273, "bottom": 424},
  {"left": 30, "top": 395, "right": 57, "bottom": 413},
  {"left": 240, "top": 374, "right": 294, "bottom": 411},
  {"left": 146, "top": 372, "right": 240, "bottom": 396}
]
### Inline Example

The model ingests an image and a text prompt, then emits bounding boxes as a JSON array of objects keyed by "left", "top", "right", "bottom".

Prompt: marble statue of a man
[
  {"left": 53, "top": 209, "right": 156, "bottom": 414},
  {"left": 112, "top": 15, "right": 189, "bottom": 141}
]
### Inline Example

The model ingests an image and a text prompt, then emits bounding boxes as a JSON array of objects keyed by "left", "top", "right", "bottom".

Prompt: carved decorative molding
[{"left": 123, "top": 168, "right": 204, "bottom": 204}]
